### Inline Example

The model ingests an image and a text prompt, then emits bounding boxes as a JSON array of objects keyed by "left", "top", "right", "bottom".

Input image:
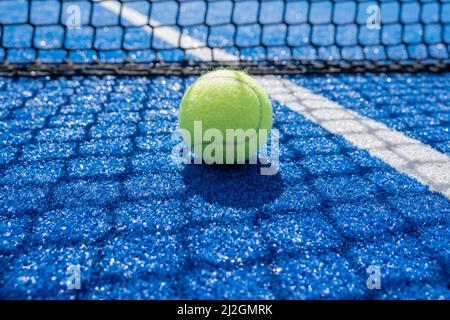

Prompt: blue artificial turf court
[{"left": 0, "top": 0, "right": 449, "bottom": 300}]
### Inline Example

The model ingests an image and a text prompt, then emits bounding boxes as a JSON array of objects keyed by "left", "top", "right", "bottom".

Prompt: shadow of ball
[{"left": 182, "top": 164, "right": 284, "bottom": 209}]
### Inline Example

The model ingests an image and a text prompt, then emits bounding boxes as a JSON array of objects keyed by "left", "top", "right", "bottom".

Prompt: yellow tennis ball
[{"left": 178, "top": 69, "right": 273, "bottom": 164}]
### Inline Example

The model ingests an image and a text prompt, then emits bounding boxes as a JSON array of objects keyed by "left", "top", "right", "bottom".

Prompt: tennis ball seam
[{"left": 191, "top": 75, "right": 264, "bottom": 147}]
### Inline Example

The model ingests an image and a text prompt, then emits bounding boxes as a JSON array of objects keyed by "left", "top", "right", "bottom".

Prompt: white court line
[
  {"left": 258, "top": 77, "right": 450, "bottom": 198},
  {"left": 101, "top": 1, "right": 450, "bottom": 199},
  {"left": 100, "top": 1, "right": 238, "bottom": 62}
]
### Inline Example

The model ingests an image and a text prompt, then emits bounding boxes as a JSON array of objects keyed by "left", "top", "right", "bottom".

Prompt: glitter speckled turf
[{"left": 0, "top": 74, "right": 449, "bottom": 299}]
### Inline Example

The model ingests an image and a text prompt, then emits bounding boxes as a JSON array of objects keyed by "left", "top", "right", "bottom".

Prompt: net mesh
[{"left": 0, "top": 0, "right": 449, "bottom": 76}]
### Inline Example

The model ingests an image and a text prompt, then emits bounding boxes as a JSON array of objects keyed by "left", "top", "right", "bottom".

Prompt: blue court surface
[{"left": 0, "top": 1, "right": 449, "bottom": 300}]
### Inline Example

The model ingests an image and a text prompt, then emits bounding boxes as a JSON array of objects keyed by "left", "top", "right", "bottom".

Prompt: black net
[{"left": 0, "top": 0, "right": 449, "bottom": 76}]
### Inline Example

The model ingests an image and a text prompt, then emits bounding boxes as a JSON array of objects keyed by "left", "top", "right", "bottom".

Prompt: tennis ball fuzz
[{"left": 178, "top": 70, "right": 273, "bottom": 164}]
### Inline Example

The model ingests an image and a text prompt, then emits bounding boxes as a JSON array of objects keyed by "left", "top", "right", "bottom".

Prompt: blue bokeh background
[{"left": 1, "top": 0, "right": 449, "bottom": 63}]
